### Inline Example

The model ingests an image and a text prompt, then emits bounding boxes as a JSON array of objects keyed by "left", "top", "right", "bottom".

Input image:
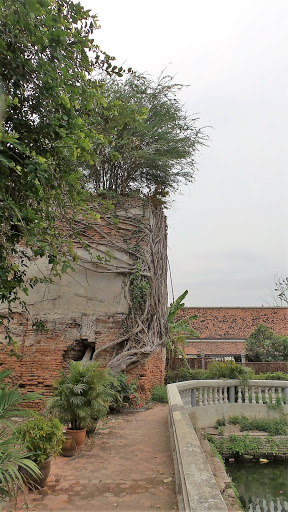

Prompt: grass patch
[
  {"left": 151, "top": 385, "right": 168, "bottom": 403},
  {"left": 227, "top": 415, "right": 288, "bottom": 435}
]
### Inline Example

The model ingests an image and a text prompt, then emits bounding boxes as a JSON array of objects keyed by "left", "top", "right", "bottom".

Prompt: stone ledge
[{"left": 167, "top": 383, "right": 228, "bottom": 512}]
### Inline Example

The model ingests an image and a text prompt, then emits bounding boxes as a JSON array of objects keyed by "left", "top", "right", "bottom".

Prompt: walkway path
[{"left": 5, "top": 404, "right": 177, "bottom": 512}]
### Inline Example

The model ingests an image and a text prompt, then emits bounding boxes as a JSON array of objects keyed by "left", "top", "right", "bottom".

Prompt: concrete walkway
[{"left": 5, "top": 404, "right": 177, "bottom": 512}]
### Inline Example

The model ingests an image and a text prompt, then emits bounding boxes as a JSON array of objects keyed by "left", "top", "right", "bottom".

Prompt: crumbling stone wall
[{"left": 0, "top": 198, "right": 167, "bottom": 402}]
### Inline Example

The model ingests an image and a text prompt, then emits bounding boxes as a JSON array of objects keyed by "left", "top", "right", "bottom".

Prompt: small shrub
[
  {"left": 239, "top": 417, "right": 288, "bottom": 436},
  {"left": 207, "top": 361, "right": 252, "bottom": 381},
  {"left": 215, "top": 417, "right": 226, "bottom": 427},
  {"left": 264, "top": 372, "right": 288, "bottom": 381},
  {"left": 109, "top": 373, "right": 139, "bottom": 412},
  {"left": 218, "top": 426, "right": 225, "bottom": 436},
  {"left": 228, "top": 416, "right": 241, "bottom": 425},
  {"left": 151, "top": 385, "right": 168, "bottom": 403},
  {"left": 16, "top": 414, "right": 64, "bottom": 465},
  {"left": 165, "top": 367, "right": 207, "bottom": 383},
  {"left": 189, "top": 369, "right": 208, "bottom": 380}
]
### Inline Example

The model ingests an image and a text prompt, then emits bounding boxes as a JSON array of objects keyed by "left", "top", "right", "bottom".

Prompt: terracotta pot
[
  {"left": 20, "top": 457, "right": 52, "bottom": 489},
  {"left": 66, "top": 428, "right": 86, "bottom": 448},
  {"left": 86, "top": 420, "right": 97, "bottom": 438},
  {"left": 60, "top": 432, "right": 77, "bottom": 457}
]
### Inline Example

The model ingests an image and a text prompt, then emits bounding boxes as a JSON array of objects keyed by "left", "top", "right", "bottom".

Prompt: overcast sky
[{"left": 82, "top": 0, "right": 288, "bottom": 307}]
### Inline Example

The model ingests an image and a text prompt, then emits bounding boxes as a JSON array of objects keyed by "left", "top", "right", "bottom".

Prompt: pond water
[{"left": 226, "top": 462, "right": 288, "bottom": 512}]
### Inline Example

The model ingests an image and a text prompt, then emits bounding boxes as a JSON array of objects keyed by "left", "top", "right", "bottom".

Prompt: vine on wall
[{"left": 74, "top": 196, "right": 167, "bottom": 374}]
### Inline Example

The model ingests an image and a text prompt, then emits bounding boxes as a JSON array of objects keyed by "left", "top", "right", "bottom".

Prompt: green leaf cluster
[
  {"left": 0, "top": 0, "right": 122, "bottom": 327},
  {"left": 47, "top": 361, "right": 116, "bottom": 430},
  {"left": 83, "top": 73, "right": 207, "bottom": 196},
  {"left": 166, "top": 290, "right": 199, "bottom": 369},
  {"left": 15, "top": 414, "right": 64, "bottom": 465},
  {"left": 0, "top": 369, "right": 42, "bottom": 499},
  {"left": 246, "top": 324, "right": 288, "bottom": 362}
]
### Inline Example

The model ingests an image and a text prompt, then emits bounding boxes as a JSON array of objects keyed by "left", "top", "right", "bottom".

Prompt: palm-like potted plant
[
  {"left": 15, "top": 414, "right": 64, "bottom": 488},
  {"left": 47, "top": 361, "right": 115, "bottom": 448},
  {"left": 0, "top": 368, "right": 43, "bottom": 500}
]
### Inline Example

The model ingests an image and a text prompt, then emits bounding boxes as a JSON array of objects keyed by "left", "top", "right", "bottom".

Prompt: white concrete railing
[
  {"left": 177, "top": 379, "right": 288, "bottom": 408},
  {"left": 167, "top": 379, "right": 288, "bottom": 512},
  {"left": 167, "top": 381, "right": 228, "bottom": 512}
]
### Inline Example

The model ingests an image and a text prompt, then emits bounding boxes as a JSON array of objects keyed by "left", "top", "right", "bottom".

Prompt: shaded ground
[{"left": 4, "top": 404, "right": 177, "bottom": 512}]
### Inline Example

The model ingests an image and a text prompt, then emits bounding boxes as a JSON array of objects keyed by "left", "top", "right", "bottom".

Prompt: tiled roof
[
  {"left": 177, "top": 307, "right": 288, "bottom": 339},
  {"left": 185, "top": 340, "right": 246, "bottom": 356}
]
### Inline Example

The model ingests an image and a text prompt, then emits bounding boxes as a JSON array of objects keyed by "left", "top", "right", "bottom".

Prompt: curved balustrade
[
  {"left": 167, "top": 379, "right": 288, "bottom": 511},
  {"left": 176, "top": 379, "right": 288, "bottom": 409}
]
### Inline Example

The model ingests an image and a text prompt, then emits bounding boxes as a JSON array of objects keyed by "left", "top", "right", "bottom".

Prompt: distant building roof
[
  {"left": 177, "top": 307, "right": 288, "bottom": 339},
  {"left": 185, "top": 339, "right": 245, "bottom": 356}
]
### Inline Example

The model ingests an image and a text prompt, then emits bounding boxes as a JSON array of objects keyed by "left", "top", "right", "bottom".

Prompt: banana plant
[{"left": 166, "top": 290, "right": 199, "bottom": 370}]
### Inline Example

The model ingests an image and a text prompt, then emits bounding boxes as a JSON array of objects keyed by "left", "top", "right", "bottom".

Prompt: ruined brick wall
[
  {"left": 128, "top": 347, "right": 166, "bottom": 396},
  {"left": 0, "top": 312, "right": 126, "bottom": 408},
  {"left": 178, "top": 307, "right": 288, "bottom": 339},
  {"left": 0, "top": 198, "right": 167, "bottom": 402}
]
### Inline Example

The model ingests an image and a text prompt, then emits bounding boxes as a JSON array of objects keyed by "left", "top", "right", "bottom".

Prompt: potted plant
[
  {"left": 15, "top": 413, "right": 64, "bottom": 488},
  {"left": 0, "top": 369, "right": 42, "bottom": 500},
  {"left": 47, "top": 361, "right": 116, "bottom": 448}
]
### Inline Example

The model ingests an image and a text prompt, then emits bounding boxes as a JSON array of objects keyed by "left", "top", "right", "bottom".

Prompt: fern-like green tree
[
  {"left": 47, "top": 361, "right": 116, "bottom": 430},
  {"left": 83, "top": 73, "right": 207, "bottom": 196}
]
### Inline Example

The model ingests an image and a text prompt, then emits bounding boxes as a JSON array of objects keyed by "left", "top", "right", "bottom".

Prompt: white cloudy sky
[{"left": 82, "top": 0, "right": 288, "bottom": 306}]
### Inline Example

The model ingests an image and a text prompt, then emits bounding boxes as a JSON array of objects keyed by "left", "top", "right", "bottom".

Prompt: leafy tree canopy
[
  {"left": 246, "top": 324, "right": 288, "bottom": 362},
  {"left": 83, "top": 73, "right": 207, "bottom": 196},
  {"left": 0, "top": 0, "right": 123, "bottom": 328},
  {"left": 0, "top": 0, "right": 207, "bottom": 353}
]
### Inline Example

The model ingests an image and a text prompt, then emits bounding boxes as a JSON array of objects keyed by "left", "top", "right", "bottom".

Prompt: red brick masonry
[{"left": 177, "top": 307, "right": 288, "bottom": 358}]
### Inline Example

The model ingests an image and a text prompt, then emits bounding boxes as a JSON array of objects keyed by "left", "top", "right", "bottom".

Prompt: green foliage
[
  {"left": 15, "top": 414, "right": 64, "bottom": 465},
  {"left": 47, "top": 361, "right": 116, "bottom": 429},
  {"left": 0, "top": 369, "right": 41, "bottom": 499},
  {"left": 206, "top": 361, "right": 252, "bottom": 382},
  {"left": 151, "top": 385, "right": 168, "bottom": 403},
  {"left": 0, "top": 368, "right": 42, "bottom": 424},
  {"left": 167, "top": 290, "right": 189, "bottom": 323},
  {"left": 209, "top": 434, "right": 263, "bottom": 456},
  {"left": 227, "top": 416, "right": 288, "bottom": 436},
  {"left": 32, "top": 319, "right": 49, "bottom": 334},
  {"left": 166, "top": 291, "right": 199, "bottom": 370},
  {"left": 84, "top": 73, "right": 207, "bottom": 196},
  {"left": 0, "top": 437, "right": 41, "bottom": 499},
  {"left": 108, "top": 372, "right": 138, "bottom": 411},
  {"left": 165, "top": 367, "right": 207, "bottom": 383},
  {"left": 252, "top": 372, "right": 288, "bottom": 381},
  {"left": 226, "top": 435, "right": 263, "bottom": 455},
  {"left": 246, "top": 324, "right": 288, "bottom": 362},
  {"left": 129, "top": 262, "right": 150, "bottom": 313},
  {"left": 0, "top": 0, "right": 123, "bottom": 331},
  {"left": 215, "top": 417, "right": 226, "bottom": 427},
  {"left": 228, "top": 416, "right": 241, "bottom": 425}
]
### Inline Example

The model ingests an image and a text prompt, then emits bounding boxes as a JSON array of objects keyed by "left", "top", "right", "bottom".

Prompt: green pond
[{"left": 226, "top": 461, "right": 288, "bottom": 511}]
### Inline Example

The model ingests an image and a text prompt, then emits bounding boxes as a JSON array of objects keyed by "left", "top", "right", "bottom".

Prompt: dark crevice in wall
[{"left": 62, "top": 339, "right": 95, "bottom": 363}]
